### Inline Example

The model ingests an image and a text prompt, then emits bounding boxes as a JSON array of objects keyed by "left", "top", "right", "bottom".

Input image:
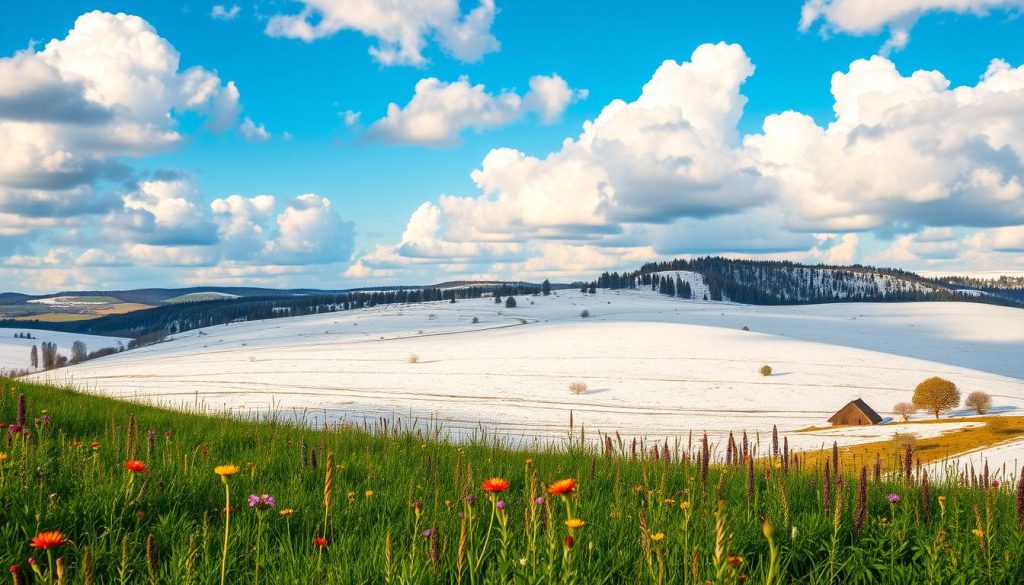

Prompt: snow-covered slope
[
  {"left": 0, "top": 329, "right": 129, "bottom": 374},
  {"left": 30, "top": 290, "right": 1024, "bottom": 456}
]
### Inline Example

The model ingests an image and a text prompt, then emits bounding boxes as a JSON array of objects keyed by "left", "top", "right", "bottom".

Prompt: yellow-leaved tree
[{"left": 911, "top": 377, "right": 960, "bottom": 419}]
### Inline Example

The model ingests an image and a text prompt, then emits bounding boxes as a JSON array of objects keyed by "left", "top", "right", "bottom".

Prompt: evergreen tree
[
  {"left": 505, "top": 296, "right": 517, "bottom": 308},
  {"left": 542, "top": 279, "right": 551, "bottom": 296}
]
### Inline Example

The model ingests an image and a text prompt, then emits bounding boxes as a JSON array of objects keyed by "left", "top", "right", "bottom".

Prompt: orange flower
[
  {"left": 548, "top": 478, "right": 577, "bottom": 496},
  {"left": 481, "top": 477, "right": 510, "bottom": 493},
  {"left": 727, "top": 555, "right": 744, "bottom": 568},
  {"left": 313, "top": 537, "right": 328, "bottom": 547},
  {"left": 214, "top": 465, "right": 240, "bottom": 477},
  {"left": 30, "top": 531, "right": 66, "bottom": 550},
  {"left": 125, "top": 460, "right": 147, "bottom": 473}
]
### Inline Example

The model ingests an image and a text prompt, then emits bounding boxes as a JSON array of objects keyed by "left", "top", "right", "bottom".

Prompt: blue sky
[{"left": 1, "top": 1, "right": 1023, "bottom": 292}]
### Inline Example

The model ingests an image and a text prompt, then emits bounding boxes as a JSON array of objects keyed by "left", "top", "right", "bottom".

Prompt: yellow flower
[
  {"left": 773, "top": 461, "right": 782, "bottom": 469},
  {"left": 663, "top": 498, "right": 676, "bottom": 507},
  {"left": 279, "top": 508, "right": 295, "bottom": 517},
  {"left": 365, "top": 490, "right": 374, "bottom": 498},
  {"left": 214, "top": 465, "right": 239, "bottom": 477},
  {"left": 632, "top": 485, "right": 644, "bottom": 494},
  {"left": 680, "top": 501, "right": 691, "bottom": 511},
  {"left": 565, "top": 518, "right": 585, "bottom": 529},
  {"left": 972, "top": 528, "right": 985, "bottom": 538},
  {"left": 650, "top": 532, "right": 665, "bottom": 542},
  {"left": 0, "top": 453, "right": 8, "bottom": 462}
]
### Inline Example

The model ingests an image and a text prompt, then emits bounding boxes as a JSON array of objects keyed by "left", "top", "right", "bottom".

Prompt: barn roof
[{"left": 827, "top": 398, "right": 883, "bottom": 424}]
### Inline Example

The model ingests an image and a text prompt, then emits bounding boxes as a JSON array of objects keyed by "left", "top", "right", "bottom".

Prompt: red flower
[
  {"left": 481, "top": 477, "right": 510, "bottom": 493},
  {"left": 90, "top": 441, "right": 99, "bottom": 449},
  {"left": 125, "top": 460, "right": 147, "bottom": 473},
  {"left": 548, "top": 478, "right": 577, "bottom": 496},
  {"left": 313, "top": 537, "right": 328, "bottom": 548},
  {"left": 564, "top": 535, "right": 574, "bottom": 549},
  {"left": 70, "top": 441, "right": 82, "bottom": 448},
  {"left": 30, "top": 531, "right": 66, "bottom": 550}
]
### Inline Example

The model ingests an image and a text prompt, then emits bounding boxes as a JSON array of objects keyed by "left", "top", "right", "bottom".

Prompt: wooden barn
[{"left": 827, "top": 399, "right": 882, "bottom": 426}]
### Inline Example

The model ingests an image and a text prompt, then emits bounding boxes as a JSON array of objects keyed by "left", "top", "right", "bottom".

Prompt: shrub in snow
[
  {"left": 912, "top": 377, "right": 960, "bottom": 419},
  {"left": 893, "top": 402, "right": 916, "bottom": 422},
  {"left": 965, "top": 391, "right": 992, "bottom": 415},
  {"left": 569, "top": 382, "right": 588, "bottom": 395},
  {"left": 472, "top": 317, "right": 479, "bottom": 324},
  {"left": 759, "top": 365, "right": 772, "bottom": 377},
  {"left": 407, "top": 354, "right": 420, "bottom": 364},
  {"left": 505, "top": 297, "right": 517, "bottom": 308},
  {"left": 742, "top": 325, "right": 750, "bottom": 331},
  {"left": 580, "top": 310, "right": 590, "bottom": 318}
]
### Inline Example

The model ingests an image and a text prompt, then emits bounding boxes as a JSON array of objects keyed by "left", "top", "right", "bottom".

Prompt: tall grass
[{"left": 1, "top": 377, "right": 1023, "bottom": 583}]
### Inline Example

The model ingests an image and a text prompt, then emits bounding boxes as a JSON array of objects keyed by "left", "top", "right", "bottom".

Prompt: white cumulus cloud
[
  {"left": 366, "top": 74, "right": 584, "bottom": 146},
  {"left": 265, "top": 0, "right": 500, "bottom": 66}
]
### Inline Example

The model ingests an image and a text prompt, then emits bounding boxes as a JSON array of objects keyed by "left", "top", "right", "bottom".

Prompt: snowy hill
[
  {"left": 600, "top": 257, "right": 1015, "bottom": 306},
  {"left": 30, "top": 290, "right": 1024, "bottom": 454},
  {"left": 0, "top": 329, "right": 129, "bottom": 374}
]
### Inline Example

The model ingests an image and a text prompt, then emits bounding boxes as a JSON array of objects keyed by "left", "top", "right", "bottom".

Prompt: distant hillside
[
  {"left": 0, "top": 282, "right": 541, "bottom": 340},
  {"left": 595, "top": 257, "right": 1021, "bottom": 307}
]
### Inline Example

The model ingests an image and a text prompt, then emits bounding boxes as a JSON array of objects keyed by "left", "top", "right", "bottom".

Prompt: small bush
[
  {"left": 569, "top": 382, "right": 588, "bottom": 395},
  {"left": 893, "top": 402, "right": 917, "bottom": 422},
  {"left": 407, "top": 354, "right": 420, "bottom": 364},
  {"left": 965, "top": 391, "right": 992, "bottom": 415},
  {"left": 741, "top": 325, "right": 750, "bottom": 331},
  {"left": 472, "top": 316, "right": 479, "bottom": 324},
  {"left": 759, "top": 365, "right": 772, "bottom": 376},
  {"left": 580, "top": 310, "right": 590, "bottom": 318},
  {"left": 891, "top": 432, "right": 917, "bottom": 451}
]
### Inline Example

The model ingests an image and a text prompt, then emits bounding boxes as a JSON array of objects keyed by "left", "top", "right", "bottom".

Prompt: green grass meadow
[{"left": 1, "top": 377, "right": 1023, "bottom": 584}]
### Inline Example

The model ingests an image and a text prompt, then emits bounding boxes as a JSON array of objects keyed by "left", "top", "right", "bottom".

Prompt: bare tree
[
  {"left": 964, "top": 391, "right": 993, "bottom": 415},
  {"left": 71, "top": 340, "right": 88, "bottom": 364},
  {"left": 893, "top": 402, "right": 916, "bottom": 422},
  {"left": 30, "top": 345, "right": 38, "bottom": 369}
]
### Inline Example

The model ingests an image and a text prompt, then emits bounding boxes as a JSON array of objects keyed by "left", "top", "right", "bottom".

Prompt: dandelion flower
[
  {"left": 650, "top": 532, "right": 665, "bottom": 542},
  {"left": 680, "top": 501, "right": 691, "bottom": 510},
  {"left": 214, "top": 465, "right": 240, "bottom": 477},
  {"left": 481, "top": 477, "right": 510, "bottom": 493},
  {"left": 125, "top": 460, "right": 147, "bottom": 473},
  {"left": 279, "top": 508, "right": 295, "bottom": 517},
  {"left": 365, "top": 490, "right": 374, "bottom": 498},
  {"left": 565, "top": 518, "right": 584, "bottom": 529},
  {"left": 972, "top": 528, "right": 984, "bottom": 538},
  {"left": 30, "top": 532, "right": 66, "bottom": 550},
  {"left": 548, "top": 478, "right": 577, "bottom": 496}
]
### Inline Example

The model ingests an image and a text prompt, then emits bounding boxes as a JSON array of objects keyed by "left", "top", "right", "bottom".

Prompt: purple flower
[
  {"left": 886, "top": 493, "right": 901, "bottom": 504},
  {"left": 496, "top": 500, "right": 506, "bottom": 510},
  {"left": 422, "top": 529, "right": 433, "bottom": 539},
  {"left": 535, "top": 497, "right": 545, "bottom": 506},
  {"left": 248, "top": 494, "right": 276, "bottom": 511},
  {"left": 465, "top": 494, "right": 475, "bottom": 505},
  {"left": 7, "top": 424, "right": 21, "bottom": 433}
]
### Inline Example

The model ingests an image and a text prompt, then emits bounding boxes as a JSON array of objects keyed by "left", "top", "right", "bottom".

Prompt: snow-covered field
[
  {"left": 0, "top": 329, "right": 129, "bottom": 373},
  {"left": 28, "top": 290, "right": 1024, "bottom": 457}
]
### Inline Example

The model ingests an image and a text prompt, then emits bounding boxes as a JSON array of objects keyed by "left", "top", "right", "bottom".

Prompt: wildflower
[
  {"left": 90, "top": 441, "right": 99, "bottom": 449},
  {"left": 481, "top": 477, "right": 510, "bottom": 493},
  {"left": 423, "top": 529, "right": 433, "bottom": 539},
  {"left": 535, "top": 496, "right": 545, "bottom": 505},
  {"left": 125, "top": 460, "right": 147, "bottom": 473},
  {"left": 564, "top": 535, "right": 575, "bottom": 549},
  {"left": 565, "top": 518, "right": 584, "bottom": 529},
  {"left": 70, "top": 441, "right": 81, "bottom": 448},
  {"left": 248, "top": 494, "right": 276, "bottom": 511},
  {"left": 650, "top": 532, "right": 665, "bottom": 542},
  {"left": 886, "top": 493, "right": 901, "bottom": 504},
  {"left": 496, "top": 500, "right": 506, "bottom": 510},
  {"left": 548, "top": 478, "right": 577, "bottom": 496},
  {"left": 365, "top": 490, "right": 374, "bottom": 498},
  {"left": 937, "top": 495, "right": 947, "bottom": 510},
  {"left": 972, "top": 528, "right": 984, "bottom": 538},
  {"left": 313, "top": 537, "right": 328, "bottom": 548},
  {"left": 663, "top": 498, "right": 676, "bottom": 507},
  {"left": 29, "top": 532, "right": 66, "bottom": 550},
  {"left": 214, "top": 464, "right": 239, "bottom": 478},
  {"left": 525, "top": 458, "right": 533, "bottom": 465},
  {"left": 680, "top": 501, "right": 691, "bottom": 511},
  {"left": 727, "top": 555, "right": 743, "bottom": 568},
  {"left": 0, "top": 453, "right": 7, "bottom": 462},
  {"left": 279, "top": 508, "right": 295, "bottom": 517}
]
